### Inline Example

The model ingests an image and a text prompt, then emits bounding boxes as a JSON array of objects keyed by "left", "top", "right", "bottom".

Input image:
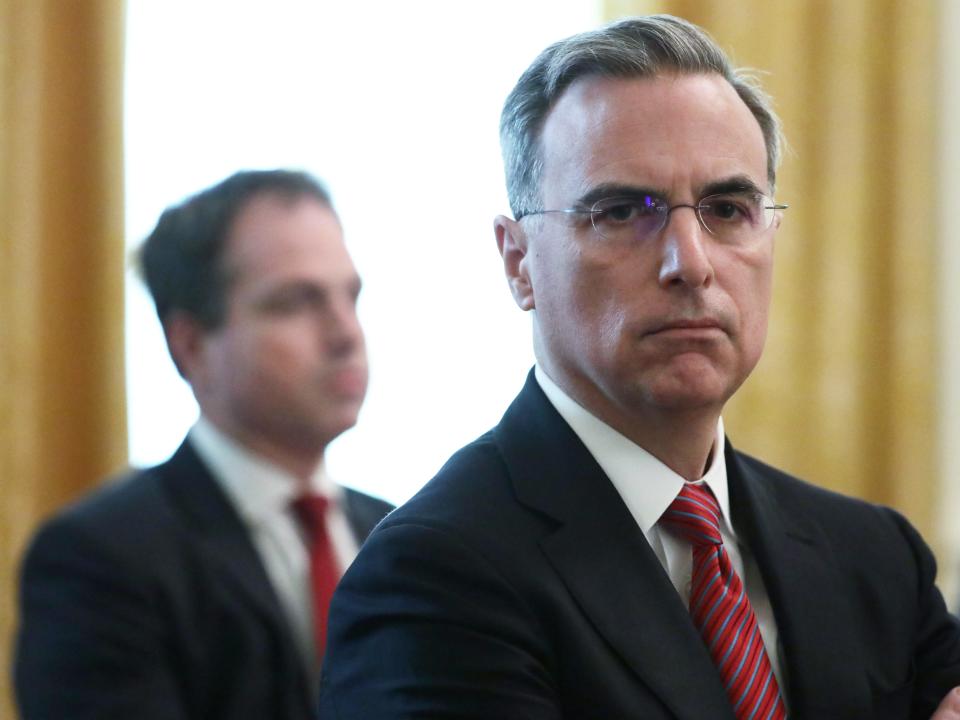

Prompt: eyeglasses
[{"left": 519, "top": 192, "right": 787, "bottom": 245}]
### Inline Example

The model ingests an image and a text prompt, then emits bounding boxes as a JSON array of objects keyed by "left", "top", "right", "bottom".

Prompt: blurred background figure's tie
[{"left": 292, "top": 494, "right": 340, "bottom": 660}]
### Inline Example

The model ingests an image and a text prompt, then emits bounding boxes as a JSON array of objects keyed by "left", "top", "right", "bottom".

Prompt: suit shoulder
[
  {"left": 382, "top": 430, "right": 508, "bottom": 524},
  {"left": 21, "top": 465, "right": 184, "bottom": 576},
  {"left": 434, "top": 430, "right": 507, "bottom": 489},
  {"left": 370, "top": 431, "right": 549, "bottom": 571},
  {"left": 732, "top": 448, "right": 919, "bottom": 543},
  {"left": 38, "top": 465, "right": 170, "bottom": 531},
  {"left": 736, "top": 449, "right": 875, "bottom": 508},
  {"left": 343, "top": 487, "right": 394, "bottom": 517}
]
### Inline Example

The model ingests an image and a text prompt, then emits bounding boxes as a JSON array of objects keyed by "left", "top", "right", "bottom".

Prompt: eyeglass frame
[{"left": 516, "top": 189, "right": 788, "bottom": 243}]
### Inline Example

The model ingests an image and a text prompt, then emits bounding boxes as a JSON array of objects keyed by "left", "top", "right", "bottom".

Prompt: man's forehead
[
  {"left": 222, "top": 196, "right": 349, "bottom": 280},
  {"left": 544, "top": 72, "right": 751, "bottom": 131},
  {"left": 226, "top": 194, "right": 339, "bottom": 250},
  {"left": 539, "top": 73, "right": 769, "bottom": 197}
]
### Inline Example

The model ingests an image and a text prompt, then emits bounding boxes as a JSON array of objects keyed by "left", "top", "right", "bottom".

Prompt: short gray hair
[{"left": 499, "top": 15, "right": 783, "bottom": 219}]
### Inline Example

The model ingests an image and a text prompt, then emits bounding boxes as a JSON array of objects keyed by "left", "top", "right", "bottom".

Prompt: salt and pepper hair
[
  {"left": 499, "top": 14, "right": 783, "bottom": 220},
  {"left": 138, "top": 169, "right": 333, "bottom": 330}
]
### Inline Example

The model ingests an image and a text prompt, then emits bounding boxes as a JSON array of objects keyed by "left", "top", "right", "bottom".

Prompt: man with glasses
[{"left": 320, "top": 16, "right": 960, "bottom": 719}]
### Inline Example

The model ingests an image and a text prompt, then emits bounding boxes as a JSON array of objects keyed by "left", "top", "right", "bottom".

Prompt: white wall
[{"left": 125, "top": 1, "right": 602, "bottom": 504}]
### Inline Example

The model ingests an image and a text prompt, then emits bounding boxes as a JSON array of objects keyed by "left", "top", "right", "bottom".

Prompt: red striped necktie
[
  {"left": 661, "top": 483, "right": 787, "bottom": 720},
  {"left": 291, "top": 494, "right": 341, "bottom": 662}
]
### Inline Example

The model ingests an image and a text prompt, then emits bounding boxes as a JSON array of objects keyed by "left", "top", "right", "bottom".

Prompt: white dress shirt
[
  {"left": 534, "top": 366, "right": 784, "bottom": 688},
  {"left": 189, "top": 417, "right": 359, "bottom": 675}
]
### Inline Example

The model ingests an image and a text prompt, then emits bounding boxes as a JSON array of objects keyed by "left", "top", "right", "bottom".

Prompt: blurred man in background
[
  {"left": 15, "top": 169, "right": 392, "bottom": 720},
  {"left": 320, "top": 17, "right": 960, "bottom": 720}
]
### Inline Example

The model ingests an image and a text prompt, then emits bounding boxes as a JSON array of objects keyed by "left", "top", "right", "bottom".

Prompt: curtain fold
[
  {"left": 602, "top": 1, "right": 939, "bottom": 540},
  {"left": 1, "top": 0, "right": 127, "bottom": 713}
]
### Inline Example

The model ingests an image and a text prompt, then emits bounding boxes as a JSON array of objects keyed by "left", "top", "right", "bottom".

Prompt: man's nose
[
  {"left": 657, "top": 207, "right": 714, "bottom": 289},
  {"left": 324, "top": 296, "right": 365, "bottom": 354}
]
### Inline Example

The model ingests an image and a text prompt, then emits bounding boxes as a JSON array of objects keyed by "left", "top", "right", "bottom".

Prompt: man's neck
[
  {"left": 628, "top": 412, "right": 719, "bottom": 481},
  {"left": 536, "top": 368, "right": 720, "bottom": 482},
  {"left": 200, "top": 414, "right": 325, "bottom": 487},
  {"left": 590, "top": 405, "right": 718, "bottom": 481}
]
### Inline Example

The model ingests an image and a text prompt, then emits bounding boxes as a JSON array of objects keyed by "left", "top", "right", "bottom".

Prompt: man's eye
[
  {"left": 701, "top": 194, "right": 757, "bottom": 224},
  {"left": 593, "top": 198, "right": 657, "bottom": 224},
  {"left": 260, "top": 287, "right": 323, "bottom": 314},
  {"left": 260, "top": 295, "right": 301, "bottom": 314},
  {"left": 605, "top": 203, "right": 637, "bottom": 223},
  {"left": 711, "top": 201, "right": 741, "bottom": 220}
]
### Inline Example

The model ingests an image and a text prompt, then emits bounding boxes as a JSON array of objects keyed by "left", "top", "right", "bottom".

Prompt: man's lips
[{"left": 643, "top": 318, "right": 727, "bottom": 338}]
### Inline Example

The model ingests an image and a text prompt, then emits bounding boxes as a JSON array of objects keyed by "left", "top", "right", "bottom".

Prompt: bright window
[{"left": 125, "top": 1, "right": 601, "bottom": 503}]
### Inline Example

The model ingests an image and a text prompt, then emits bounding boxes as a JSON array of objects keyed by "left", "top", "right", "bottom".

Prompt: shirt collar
[
  {"left": 189, "top": 416, "right": 340, "bottom": 527},
  {"left": 534, "top": 365, "right": 733, "bottom": 538}
]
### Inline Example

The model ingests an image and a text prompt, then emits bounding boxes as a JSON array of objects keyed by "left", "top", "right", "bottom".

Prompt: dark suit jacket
[
  {"left": 320, "top": 372, "right": 960, "bottom": 719},
  {"left": 14, "top": 439, "right": 393, "bottom": 720}
]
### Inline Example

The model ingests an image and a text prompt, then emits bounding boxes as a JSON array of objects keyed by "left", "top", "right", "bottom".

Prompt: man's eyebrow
[
  {"left": 699, "top": 175, "right": 766, "bottom": 197},
  {"left": 574, "top": 183, "right": 667, "bottom": 209},
  {"left": 572, "top": 176, "right": 765, "bottom": 209},
  {"left": 254, "top": 279, "right": 324, "bottom": 302}
]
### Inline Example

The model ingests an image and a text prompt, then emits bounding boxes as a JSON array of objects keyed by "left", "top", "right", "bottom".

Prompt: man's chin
[
  {"left": 636, "top": 368, "right": 734, "bottom": 412},
  {"left": 646, "top": 389, "right": 728, "bottom": 413},
  {"left": 318, "top": 406, "right": 364, "bottom": 443}
]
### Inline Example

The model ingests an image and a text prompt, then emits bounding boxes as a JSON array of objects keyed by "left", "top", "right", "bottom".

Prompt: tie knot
[
  {"left": 292, "top": 493, "right": 330, "bottom": 542},
  {"left": 661, "top": 483, "right": 722, "bottom": 547}
]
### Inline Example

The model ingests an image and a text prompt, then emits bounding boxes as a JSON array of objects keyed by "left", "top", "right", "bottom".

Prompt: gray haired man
[{"left": 320, "top": 16, "right": 960, "bottom": 719}]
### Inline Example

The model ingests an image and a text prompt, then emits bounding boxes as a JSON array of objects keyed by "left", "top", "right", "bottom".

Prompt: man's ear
[
  {"left": 162, "top": 311, "right": 207, "bottom": 384},
  {"left": 494, "top": 215, "right": 535, "bottom": 311}
]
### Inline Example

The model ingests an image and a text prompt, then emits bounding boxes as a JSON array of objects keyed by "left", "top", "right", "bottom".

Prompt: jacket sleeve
[
  {"left": 14, "top": 515, "right": 189, "bottom": 720},
  {"left": 319, "top": 521, "right": 562, "bottom": 720},
  {"left": 889, "top": 509, "right": 960, "bottom": 719}
]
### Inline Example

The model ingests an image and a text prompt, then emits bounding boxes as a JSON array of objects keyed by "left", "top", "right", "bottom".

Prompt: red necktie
[
  {"left": 291, "top": 494, "right": 341, "bottom": 660},
  {"left": 661, "top": 483, "right": 787, "bottom": 720}
]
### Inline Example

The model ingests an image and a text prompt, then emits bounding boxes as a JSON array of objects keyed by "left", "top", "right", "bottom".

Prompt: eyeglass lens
[{"left": 589, "top": 193, "right": 774, "bottom": 243}]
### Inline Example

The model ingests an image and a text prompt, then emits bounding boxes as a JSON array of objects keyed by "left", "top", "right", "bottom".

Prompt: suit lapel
[
  {"left": 342, "top": 488, "right": 394, "bottom": 544},
  {"left": 158, "top": 441, "right": 289, "bottom": 626},
  {"left": 498, "top": 374, "right": 736, "bottom": 720},
  {"left": 155, "top": 441, "right": 312, "bottom": 709},
  {"left": 727, "top": 448, "right": 871, "bottom": 718}
]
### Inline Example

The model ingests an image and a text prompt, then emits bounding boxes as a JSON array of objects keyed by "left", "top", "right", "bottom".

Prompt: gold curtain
[
  {"left": 0, "top": 0, "right": 127, "bottom": 714},
  {"left": 604, "top": 1, "right": 939, "bottom": 537}
]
